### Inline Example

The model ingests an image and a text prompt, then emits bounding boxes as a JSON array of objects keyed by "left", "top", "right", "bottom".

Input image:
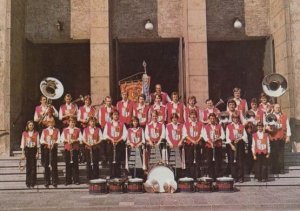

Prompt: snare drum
[
  {"left": 89, "top": 179, "right": 107, "bottom": 194},
  {"left": 109, "top": 178, "right": 125, "bottom": 193},
  {"left": 195, "top": 177, "right": 213, "bottom": 192},
  {"left": 216, "top": 177, "right": 234, "bottom": 192},
  {"left": 178, "top": 177, "right": 194, "bottom": 192},
  {"left": 127, "top": 178, "right": 144, "bottom": 193}
]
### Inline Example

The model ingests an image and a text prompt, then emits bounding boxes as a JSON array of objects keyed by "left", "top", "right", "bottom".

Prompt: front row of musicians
[{"left": 21, "top": 108, "right": 275, "bottom": 188}]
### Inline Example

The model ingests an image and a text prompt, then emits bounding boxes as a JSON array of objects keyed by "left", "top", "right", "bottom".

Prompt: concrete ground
[{"left": 0, "top": 186, "right": 300, "bottom": 211}]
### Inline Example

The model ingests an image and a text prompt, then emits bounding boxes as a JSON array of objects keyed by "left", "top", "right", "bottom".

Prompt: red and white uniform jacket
[
  {"left": 182, "top": 121, "right": 203, "bottom": 145},
  {"left": 150, "top": 91, "right": 171, "bottom": 105},
  {"left": 59, "top": 103, "right": 78, "bottom": 125},
  {"left": 145, "top": 121, "right": 165, "bottom": 144},
  {"left": 116, "top": 100, "right": 134, "bottom": 125},
  {"left": 166, "top": 123, "right": 183, "bottom": 147},
  {"left": 227, "top": 98, "right": 248, "bottom": 114},
  {"left": 252, "top": 131, "right": 270, "bottom": 155},
  {"left": 98, "top": 105, "right": 115, "bottom": 128},
  {"left": 77, "top": 105, "right": 97, "bottom": 127},
  {"left": 34, "top": 105, "right": 58, "bottom": 123},
  {"left": 202, "top": 124, "right": 225, "bottom": 148},
  {"left": 226, "top": 123, "right": 248, "bottom": 144},
  {"left": 269, "top": 113, "right": 291, "bottom": 141},
  {"left": 184, "top": 105, "right": 201, "bottom": 123},
  {"left": 243, "top": 109, "right": 264, "bottom": 125},
  {"left": 20, "top": 131, "right": 40, "bottom": 149},
  {"left": 133, "top": 103, "right": 150, "bottom": 127},
  {"left": 103, "top": 120, "right": 128, "bottom": 142},
  {"left": 40, "top": 127, "right": 60, "bottom": 145},
  {"left": 201, "top": 107, "right": 220, "bottom": 123},
  {"left": 148, "top": 103, "right": 167, "bottom": 123},
  {"left": 166, "top": 101, "right": 185, "bottom": 124},
  {"left": 127, "top": 127, "right": 145, "bottom": 147},
  {"left": 61, "top": 127, "right": 82, "bottom": 151},
  {"left": 228, "top": 110, "right": 244, "bottom": 123},
  {"left": 258, "top": 102, "right": 271, "bottom": 114},
  {"left": 83, "top": 126, "right": 103, "bottom": 146}
]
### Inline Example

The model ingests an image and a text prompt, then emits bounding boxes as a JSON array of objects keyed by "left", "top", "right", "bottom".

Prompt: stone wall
[{"left": 70, "top": 0, "right": 90, "bottom": 40}]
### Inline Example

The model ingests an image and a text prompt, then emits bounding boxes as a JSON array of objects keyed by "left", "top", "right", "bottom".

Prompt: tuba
[{"left": 262, "top": 73, "right": 287, "bottom": 98}]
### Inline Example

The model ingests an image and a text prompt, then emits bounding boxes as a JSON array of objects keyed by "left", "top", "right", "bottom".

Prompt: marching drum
[
  {"left": 109, "top": 178, "right": 125, "bottom": 193},
  {"left": 127, "top": 178, "right": 144, "bottom": 193},
  {"left": 178, "top": 177, "right": 194, "bottom": 192},
  {"left": 147, "top": 163, "right": 177, "bottom": 193},
  {"left": 195, "top": 177, "right": 213, "bottom": 192},
  {"left": 89, "top": 179, "right": 107, "bottom": 194},
  {"left": 216, "top": 177, "right": 234, "bottom": 192}
]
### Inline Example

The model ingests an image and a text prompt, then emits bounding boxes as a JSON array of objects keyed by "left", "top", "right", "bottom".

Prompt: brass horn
[
  {"left": 262, "top": 73, "right": 287, "bottom": 97},
  {"left": 40, "top": 77, "right": 64, "bottom": 100}
]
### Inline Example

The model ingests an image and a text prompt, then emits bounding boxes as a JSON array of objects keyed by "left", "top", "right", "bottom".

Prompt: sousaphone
[
  {"left": 262, "top": 73, "right": 287, "bottom": 97},
  {"left": 40, "top": 77, "right": 64, "bottom": 99}
]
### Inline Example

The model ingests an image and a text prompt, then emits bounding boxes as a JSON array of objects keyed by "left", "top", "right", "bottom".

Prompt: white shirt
[
  {"left": 202, "top": 124, "right": 225, "bottom": 142},
  {"left": 20, "top": 131, "right": 40, "bottom": 149},
  {"left": 34, "top": 105, "right": 58, "bottom": 122},
  {"left": 225, "top": 123, "right": 248, "bottom": 144},
  {"left": 127, "top": 127, "right": 145, "bottom": 144},
  {"left": 59, "top": 103, "right": 78, "bottom": 120},
  {"left": 60, "top": 127, "right": 83, "bottom": 144},
  {"left": 102, "top": 121, "right": 128, "bottom": 141},
  {"left": 252, "top": 131, "right": 270, "bottom": 154},
  {"left": 82, "top": 126, "right": 103, "bottom": 143},
  {"left": 145, "top": 121, "right": 166, "bottom": 144},
  {"left": 40, "top": 127, "right": 61, "bottom": 145}
]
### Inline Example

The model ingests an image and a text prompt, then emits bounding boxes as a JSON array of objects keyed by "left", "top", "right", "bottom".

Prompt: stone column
[{"left": 90, "top": 0, "right": 110, "bottom": 104}]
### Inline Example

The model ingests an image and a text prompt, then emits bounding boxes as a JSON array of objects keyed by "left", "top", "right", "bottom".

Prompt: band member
[
  {"left": 201, "top": 99, "right": 221, "bottom": 124},
  {"left": 103, "top": 110, "right": 128, "bottom": 178},
  {"left": 133, "top": 94, "right": 150, "bottom": 129},
  {"left": 184, "top": 96, "right": 201, "bottom": 123},
  {"left": 166, "top": 92, "right": 185, "bottom": 124},
  {"left": 182, "top": 110, "right": 204, "bottom": 178},
  {"left": 61, "top": 117, "right": 82, "bottom": 185},
  {"left": 59, "top": 94, "right": 78, "bottom": 127},
  {"left": 145, "top": 110, "right": 166, "bottom": 165},
  {"left": 227, "top": 99, "right": 244, "bottom": 123},
  {"left": 148, "top": 94, "right": 167, "bottom": 124},
  {"left": 116, "top": 90, "right": 134, "bottom": 127},
  {"left": 228, "top": 87, "right": 248, "bottom": 115},
  {"left": 202, "top": 113, "right": 225, "bottom": 179},
  {"left": 82, "top": 117, "right": 103, "bottom": 180},
  {"left": 77, "top": 95, "right": 96, "bottom": 129},
  {"left": 20, "top": 121, "right": 39, "bottom": 188},
  {"left": 98, "top": 96, "right": 115, "bottom": 129},
  {"left": 258, "top": 93, "right": 272, "bottom": 113},
  {"left": 252, "top": 122, "right": 270, "bottom": 182},
  {"left": 225, "top": 113, "right": 248, "bottom": 182},
  {"left": 40, "top": 120, "right": 60, "bottom": 188},
  {"left": 267, "top": 104, "right": 291, "bottom": 174},
  {"left": 126, "top": 116, "right": 145, "bottom": 175},
  {"left": 248, "top": 98, "right": 264, "bottom": 124},
  {"left": 150, "top": 84, "right": 171, "bottom": 105}
]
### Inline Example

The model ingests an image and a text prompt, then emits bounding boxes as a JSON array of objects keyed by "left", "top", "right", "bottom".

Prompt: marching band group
[{"left": 20, "top": 84, "right": 291, "bottom": 188}]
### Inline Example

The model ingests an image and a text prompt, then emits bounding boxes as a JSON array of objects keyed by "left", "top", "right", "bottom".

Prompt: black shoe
[
  {"left": 26, "top": 185, "right": 31, "bottom": 189},
  {"left": 64, "top": 182, "right": 71, "bottom": 186},
  {"left": 53, "top": 184, "right": 57, "bottom": 188},
  {"left": 44, "top": 184, "right": 49, "bottom": 188}
]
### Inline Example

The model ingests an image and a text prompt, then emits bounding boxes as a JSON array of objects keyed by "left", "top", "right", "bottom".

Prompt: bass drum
[{"left": 147, "top": 163, "right": 176, "bottom": 193}]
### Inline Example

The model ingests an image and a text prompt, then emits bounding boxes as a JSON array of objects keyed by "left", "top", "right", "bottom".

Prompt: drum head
[
  {"left": 178, "top": 177, "right": 194, "bottom": 182},
  {"left": 89, "top": 179, "right": 106, "bottom": 184},
  {"left": 148, "top": 165, "right": 175, "bottom": 193},
  {"left": 197, "top": 177, "right": 213, "bottom": 182},
  {"left": 216, "top": 177, "right": 234, "bottom": 182},
  {"left": 129, "top": 178, "right": 143, "bottom": 183},
  {"left": 109, "top": 178, "right": 124, "bottom": 183}
]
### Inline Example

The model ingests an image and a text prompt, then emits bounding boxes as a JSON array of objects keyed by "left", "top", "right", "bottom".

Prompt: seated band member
[
  {"left": 20, "top": 121, "right": 40, "bottom": 188},
  {"left": 145, "top": 110, "right": 166, "bottom": 165},
  {"left": 77, "top": 95, "right": 96, "bottom": 129},
  {"left": 166, "top": 113, "right": 184, "bottom": 149},
  {"left": 184, "top": 96, "right": 201, "bottom": 123},
  {"left": 202, "top": 113, "right": 225, "bottom": 179},
  {"left": 225, "top": 112, "right": 248, "bottom": 183},
  {"left": 148, "top": 94, "right": 167, "bottom": 124},
  {"left": 201, "top": 99, "right": 220, "bottom": 124},
  {"left": 228, "top": 87, "right": 248, "bottom": 115},
  {"left": 126, "top": 116, "right": 145, "bottom": 175},
  {"left": 82, "top": 117, "right": 103, "bottom": 180},
  {"left": 133, "top": 94, "right": 150, "bottom": 129},
  {"left": 117, "top": 90, "right": 134, "bottom": 127},
  {"left": 40, "top": 120, "right": 60, "bottom": 188},
  {"left": 182, "top": 110, "right": 204, "bottom": 178},
  {"left": 150, "top": 84, "right": 171, "bottom": 105},
  {"left": 59, "top": 94, "right": 78, "bottom": 128},
  {"left": 252, "top": 122, "right": 270, "bottom": 182},
  {"left": 103, "top": 110, "right": 128, "bottom": 178},
  {"left": 61, "top": 117, "right": 82, "bottom": 185},
  {"left": 166, "top": 92, "right": 185, "bottom": 124}
]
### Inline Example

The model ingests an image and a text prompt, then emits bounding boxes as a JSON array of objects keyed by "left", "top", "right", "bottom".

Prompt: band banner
[{"left": 120, "top": 80, "right": 143, "bottom": 102}]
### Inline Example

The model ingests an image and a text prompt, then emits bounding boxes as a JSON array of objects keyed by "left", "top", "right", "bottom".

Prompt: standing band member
[
  {"left": 61, "top": 117, "right": 82, "bottom": 185},
  {"left": 117, "top": 90, "right": 134, "bottom": 127},
  {"left": 226, "top": 113, "right": 248, "bottom": 182},
  {"left": 182, "top": 110, "right": 204, "bottom": 178},
  {"left": 201, "top": 99, "right": 220, "bottom": 124},
  {"left": 184, "top": 96, "right": 201, "bottom": 123},
  {"left": 59, "top": 94, "right": 78, "bottom": 128},
  {"left": 133, "top": 94, "right": 150, "bottom": 129},
  {"left": 20, "top": 121, "right": 40, "bottom": 188},
  {"left": 202, "top": 113, "right": 225, "bottom": 179},
  {"left": 252, "top": 122, "right": 270, "bottom": 182},
  {"left": 103, "top": 110, "right": 128, "bottom": 178},
  {"left": 258, "top": 93, "right": 271, "bottom": 114},
  {"left": 227, "top": 99, "right": 244, "bottom": 123},
  {"left": 82, "top": 117, "right": 103, "bottom": 180},
  {"left": 148, "top": 94, "right": 167, "bottom": 124},
  {"left": 150, "top": 84, "right": 171, "bottom": 105},
  {"left": 230, "top": 87, "right": 248, "bottom": 115},
  {"left": 166, "top": 92, "right": 185, "bottom": 124},
  {"left": 40, "top": 120, "right": 60, "bottom": 188}
]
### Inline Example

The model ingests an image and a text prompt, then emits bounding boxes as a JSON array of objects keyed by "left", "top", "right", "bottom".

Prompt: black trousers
[
  {"left": 84, "top": 146, "right": 100, "bottom": 180},
  {"left": 99, "top": 140, "right": 107, "bottom": 162},
  {"left": 255, "top": 154, "right": 269, "bottom": 180},
  {"left": 25, "top": 147, "right": 37, "bottom": 187},
  {"left": 246, "top": 133, "right": 254, "bottom": 174},
  {"left": 106, "top": 140, "right": 126, "bottom": 178},
  {"left": 64, "top": 150, "right": 80, "bottom": 183},
  {"left": 270, "top": 140, "right": 285, "bottom": 174},
  {"left": 43, "top": 145, "right": 58, "bottom": 185},
  {"left": 226, "top": 141, "right": 245, "bottom": 179},
  {"left": 181, "top": 144, "right": 204, "bottom": 178},
  {"left": 205, "top": 147, "right": 223, "bottom": 179}
]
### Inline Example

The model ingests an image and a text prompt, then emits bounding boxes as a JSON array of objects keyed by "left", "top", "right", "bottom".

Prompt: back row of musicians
[{"left": 21, "top": 85, "right": 291, "bottom": 188}]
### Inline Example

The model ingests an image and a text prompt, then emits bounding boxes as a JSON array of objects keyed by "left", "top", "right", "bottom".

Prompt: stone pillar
[
  {"left": 90, "top": 0, "right": 110, "bottom": 104},
  {"left": 0, "top": 0, "right": 11, "bottom": 156},
  {"left": 183, "top": 0, "right": 208, "bottom": 108}
]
